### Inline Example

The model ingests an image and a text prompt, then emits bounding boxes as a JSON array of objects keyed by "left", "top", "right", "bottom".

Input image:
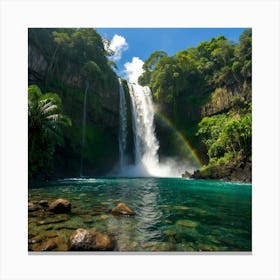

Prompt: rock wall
[
  {"left": 201, "top": 83, "right": 251, "bottom": 117},
  {"left": 28, "top": 41, "right": 120, "bottom": 178}
]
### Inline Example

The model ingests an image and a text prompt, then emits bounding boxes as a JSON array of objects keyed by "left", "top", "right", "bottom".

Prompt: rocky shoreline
[
  {"left": 183, "top": 161, "right": 252, "bottom": 183},
  {"left": 28, "top": 199, "right": 136, "bottom": 251}
]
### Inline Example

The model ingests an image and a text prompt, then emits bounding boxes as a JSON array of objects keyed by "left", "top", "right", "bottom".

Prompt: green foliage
[
  {"left": 28, "top": 85, "right": 71, "bottom": 178},
  {"left": 197, "top": 105, "right": 251, "bottom": 165},
  {"left": 138, "top": 29, "right": 251, "bottom": 164},
  {"left": 29, "top": 28, "right": 120, "bottom": 178}
]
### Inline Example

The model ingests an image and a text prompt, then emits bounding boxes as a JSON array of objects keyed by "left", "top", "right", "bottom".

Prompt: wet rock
[
  {"left": 49, "top": 199, "right": 71, "bottom": 213},
  {"left": 163, "top": 229, "right": 177, "bottom": 237},
  {"left": 173, "top": 205, "right": 190, "bottom": 211},
  {"left": 41, "top": 239, "right": 57, "bottom": 251},
  {"left": 69, "top": 228, "right": 115, "bottom": 251},
  {"left": 30, "top": 210, "right": 53, "bottom": 217},
  {"left": 39, "top": 200, "right": 49, "bottom": 208},
  {"left": 72, "top": 209, "right": 88, "bottom": 215},
  {"left": 141, "top": 241, "right": 174, "bottom": 251},
  {"left": 182, "top": 170, "right": 191, "bottom": 178},
  {"left": 111, "top": 203, "right": 136, "bottom": 216},
  {"left": 36, "top": 214, "right": 69, "bottom": 225},
  {"left": 82, "top": 215, "right": 93, "bottom": 223},
  {"left": 28, "top": 202, "right": 39, "bottom": 212},
  {"left": 28, "top": 232, "right": 58, "bottom": 244},
  {"left": 176, "top": 242, "right": 196, "bottom": 251},
  {"left": 176, "top": 219, "right": 199, "bottom": 228},
  {"left": 30, "top": 236, "right": 68, "bottom": 251},
  {"left": 97, "top": 214, "right": 109, "bottom": 221},
  {"left": 197, "top": 243, "right": 219, "bottom": 251}
]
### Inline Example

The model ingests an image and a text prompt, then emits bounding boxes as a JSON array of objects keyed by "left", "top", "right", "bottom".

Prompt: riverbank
[{"left": 186, "top": 160, "right": 252, "bottom": 183}]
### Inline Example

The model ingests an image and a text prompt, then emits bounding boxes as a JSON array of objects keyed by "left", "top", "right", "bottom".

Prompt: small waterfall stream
[
  {"left": 80, "top": 81, "right": 89, "bottom": 177},
  {"left": 118, "top": 78, "right": 127, "bottom": 172}
]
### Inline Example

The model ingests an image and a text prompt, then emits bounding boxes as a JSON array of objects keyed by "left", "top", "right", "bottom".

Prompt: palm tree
[{"left": 28, "top": 85, "right": 71, "bottom": 177}]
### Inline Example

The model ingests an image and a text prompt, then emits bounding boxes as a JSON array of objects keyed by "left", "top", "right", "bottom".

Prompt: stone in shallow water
[
  {"left": 111, "top": 203, "right": 136, "bottom": 216},
  {"left": 173, "top": 205, "right": 190, "bottom": 211},
  {"left": 31, "top": 236, "right": 68, "bottom": 251},
  {"left": 28, "top": 202, "right": 39, "bottom": 212},
  {"left": 176, "top": 242, "right": 196, "bottom": 251},
  {"left": 39, "top": 200, "right": 49, "bottom": 208},
  {"left": 141, "top": 242, "right": 174, "bottom": 251},
  {"left": 29, "top": 230, "right": 69, "bottom": 252},
  {"left": 28, "top": 231, "right": 58, "bottom": 244},
  {"left": 82, "top": 215, "right": 93, "bottom": 223},
  {"left": 69, "top": 228, "right": 115, "bottom": 251},
  {"left": 36, "top": 214, "right": 70, "bottom": 226},
  {"left": 72, "top": 209, "right": 88, "bottom": 215},
  {"left": 163, "top": 229, "right": 177, "bottom": 237},
  {"left": 49, "top": 199, "right": 71, "bottom": 213},
  {"left": 30, "top": 210, "right": 53, "bottom": 218},
  {"left": 97, "top": 214, "right": 109, "bottom": 221},
  {"left": 197, "top": 243, "right": 219, "bottom": 251},
  {"left": 176, "top": 219, "right": 199, "bottom": 228}
]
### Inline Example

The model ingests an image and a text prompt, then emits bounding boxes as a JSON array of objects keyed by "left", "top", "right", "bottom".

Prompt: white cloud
[
  {"left": 109, "top": 34, "right": 128, "bottom": 61},
  {"left": 124, "top": 57, "right": 144, "bottom": 84}
]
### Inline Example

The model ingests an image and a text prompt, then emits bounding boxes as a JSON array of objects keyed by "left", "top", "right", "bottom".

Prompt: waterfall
[
  {"left": 117, "top": 81, "right": 189, "bottom": 177},
  {"left": 118, "top": 78, "right": 127, "bottom": 172},
  {"left": 127, "top": 83, "right": 161, "bottom": 176},
  {"left": 80, "top": 81, "right": 89, "bottom": 177}
]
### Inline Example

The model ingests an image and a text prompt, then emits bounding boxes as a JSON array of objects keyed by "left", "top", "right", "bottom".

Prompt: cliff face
[
  {"left": 28, "top": 29, "right": 120, "bottom": 178},
  {"left": 201, "top": 83, "right": 251, "bottom": 117}
]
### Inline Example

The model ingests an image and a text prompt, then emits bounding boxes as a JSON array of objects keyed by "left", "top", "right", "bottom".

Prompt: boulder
[
  {"left": 39, "top": 200, "right": 49, "bottom": 208},
  {"left": 69, "top": 228, "right": 115, "bottom": 251},
  {"left": 28, "top": 202, "right": 39, "bottom": 212},
  {"left": 30, "top": 236, "right": 68, "bottom": 251},
  {"left": 182, "top": 170, "right": 191, "bottom": 178},
  {"left": 111, "top": 203, "right": 136, "bottom": 216},
  {"left": 49, "top": 198, "right": 71, "bottom": 213}
]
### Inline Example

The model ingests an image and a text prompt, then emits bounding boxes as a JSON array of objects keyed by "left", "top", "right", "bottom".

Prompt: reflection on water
[
  {"left": 135, "top": 180, "right": 163, "bottom": 242},
  {"left": 28, "top": 178, "right": 251, "bottom": 252}
]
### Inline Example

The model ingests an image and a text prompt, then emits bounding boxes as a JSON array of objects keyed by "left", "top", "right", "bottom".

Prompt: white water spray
[{"left": 128, "top": 84, "right": 159, "bottom": 173}]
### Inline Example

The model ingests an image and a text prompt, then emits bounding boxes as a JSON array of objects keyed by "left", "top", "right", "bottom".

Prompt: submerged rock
[
  {"left": 49, "top": 199, "right": 71, "bottom": 213},
  {"left": 69, "top": 228, "right": 115, "bottom": 251},
  {"left": 111, "top": 203, "right": 136, "bottom": 216},
  {"left": 97, "top": 214, "right": 109, "bottom": 221},
  {"left": 28, "top": 202, "right": 39, "bottom": 212},
  {"left": 176, "top": 219, "right": 199, "bottom": 228},
  {"left": 39, "top": 200, "right": 49, "bottom": 208},
  {"left": 36, "top": 214, "right": 70, "bottom": 225},
  {"left": 29, "top": 232, "right": 68, "bottom": 251}
]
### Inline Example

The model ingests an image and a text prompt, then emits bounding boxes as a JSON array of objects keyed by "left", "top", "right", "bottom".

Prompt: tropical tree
[{"left": 28, "top": 84, "right": 71, "bottom": 177}]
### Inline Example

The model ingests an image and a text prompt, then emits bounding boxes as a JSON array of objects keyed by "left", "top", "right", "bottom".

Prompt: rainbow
[{"left": 154, "top": 110, "right": 204, "bottom": 168}]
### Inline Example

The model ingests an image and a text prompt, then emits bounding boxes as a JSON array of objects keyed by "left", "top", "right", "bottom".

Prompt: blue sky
[{"left": 96, "top": 28, "right": 247, "bottom": 83}]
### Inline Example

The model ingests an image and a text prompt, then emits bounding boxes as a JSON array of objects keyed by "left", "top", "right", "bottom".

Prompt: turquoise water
[{"left": 28, "top": 178, "right": 251, "bottom": 252}]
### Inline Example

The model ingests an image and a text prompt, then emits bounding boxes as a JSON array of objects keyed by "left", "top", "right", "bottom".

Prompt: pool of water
[{"left": 28, "top": 177, "right": 252, "bottom": 252}]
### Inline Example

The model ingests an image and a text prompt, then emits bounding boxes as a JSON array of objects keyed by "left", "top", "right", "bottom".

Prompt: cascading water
[
  {"left": 128, "top": 83, "right": 160, "bottom": 175},
  {"left": 117, "top": 81, "right": 191, "bottom": 177},
  {"left": 80, "top": 81, "right": 89, "bottom": 177},
  {"left": 118, "top": 78, "right": 127, "bottom": 172}
]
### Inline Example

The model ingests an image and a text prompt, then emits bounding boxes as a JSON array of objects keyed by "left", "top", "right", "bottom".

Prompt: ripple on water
[{"left": 28, "top": 177, "right": 251, "bottom": 252}]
